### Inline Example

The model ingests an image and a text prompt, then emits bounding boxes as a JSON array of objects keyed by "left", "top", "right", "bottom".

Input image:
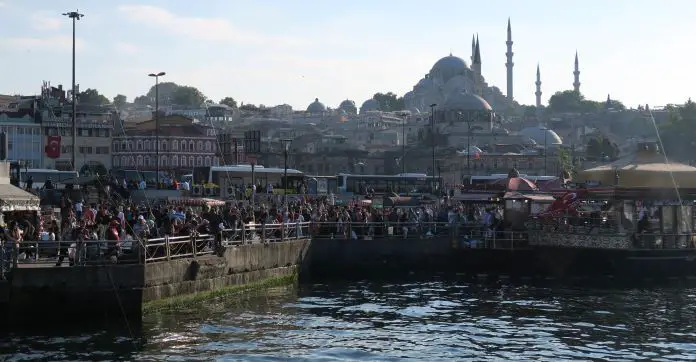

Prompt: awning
[
  {"left": 452, "top": 193, "right": 500, "bottom": 202},
  {"left": 503, "top": 191, "right": 555, "bottom": 202},
  {"left": 0, "top": 184, "right": 40, "bottom": 211}
]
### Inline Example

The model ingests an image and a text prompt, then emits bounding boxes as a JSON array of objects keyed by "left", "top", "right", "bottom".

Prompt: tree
[
  {"left": 145, "top": 81, "right": 179, "bottom": 103},
  {"left": 547, "top": 90, "right": 603, "bottom": 114},
  {"left": 113, "top": 94, "right": 127, "bottom": 109},
  {"left": 239, "top": 103, "right": 259, "bottom": 112},
  {"left": 219, "top": 97, "right": 237, "bottom": 108},
  {"left": 659, "top": 98, "right": 696, "bottom": 159},
  {"left": 78, "top": 88, "right": 110, "bottom": 105},
  {"left": 171, "top": 86, "right": 206, "bottom": 107},
  {"left": 585, "top": 134, "right": 619, "bottom": 161},
  {"left": 373, "top": 92, "right": 405, "bottom": 112},
  {"left": 134, "top": 95, "right": 150, "bottom": 106}
]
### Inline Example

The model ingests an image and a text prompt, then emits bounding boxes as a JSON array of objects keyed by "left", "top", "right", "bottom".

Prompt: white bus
[
  {"left": 20, "top": 169, "right": 79, "bottom": 190},
  {"left": 336, "top": 173, "right": 442, "bottom": 195},
  {"left": 192, "top": 165, "right": 305, "bottom": 195}
]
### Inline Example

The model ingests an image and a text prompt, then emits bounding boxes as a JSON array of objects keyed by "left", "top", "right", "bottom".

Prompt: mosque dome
[
  {"left": 443, "top": 75, "right": 473, "bottom": 98},
  {"left": 430, "top": 55, "right": 469, "bottom": 83},
  {"left": 307, "top": 98, "right": 326, "bottom": 113},
  {"left": 519, "top": 126, "right": 563, "bottom": 145},
  {"left": 442, "top": 91, "right": 492, "bottom": 111},
  {"left": 360, "top": 98, "right": 380, "bottom": 114},
  {"left": 338, "top": 99, "right": 357, "bottom": 114}
]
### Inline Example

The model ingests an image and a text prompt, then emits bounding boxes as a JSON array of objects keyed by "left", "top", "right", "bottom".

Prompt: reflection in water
[{"left": 3, "top": 279, "right": 696, "bottom": 361}]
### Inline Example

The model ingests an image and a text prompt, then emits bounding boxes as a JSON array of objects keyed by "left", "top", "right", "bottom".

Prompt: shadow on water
[{"left": 4, "top": 277, "right": 696, "bottom": 360}]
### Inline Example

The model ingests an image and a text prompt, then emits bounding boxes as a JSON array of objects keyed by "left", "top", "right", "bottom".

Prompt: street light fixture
[
  {"left": 429, "top": 103, "right": 437, "bottom": 193},
  {"left": 62, "top": 10, "right": 84, "bottom": 172},
  {"left": 148, "top": 71, "right": 166, "bottom": 188},
  {"left": 281, "top": 138, "right": 292, "bottom": 206}
]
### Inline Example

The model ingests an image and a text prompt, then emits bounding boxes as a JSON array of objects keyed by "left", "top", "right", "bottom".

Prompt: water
[{"left": 3, "top": 279, "right": 696, "bottom": 361}]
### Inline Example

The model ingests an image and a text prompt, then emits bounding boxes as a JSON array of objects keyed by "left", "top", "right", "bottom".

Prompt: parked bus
[
  {"left": 336, "top": 173, "right": 442, "bottom": 195},
  {"left": 192, "top": 165, "right": 305, "bottom": 195},
  {"left": 305, "top": 175, "right": 337, "bottom": 195},
  {"left": 20, "top": 169, "right": 79, "bottom": 190}
]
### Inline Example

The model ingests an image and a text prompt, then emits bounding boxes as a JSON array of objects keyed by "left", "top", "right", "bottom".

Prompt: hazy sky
[{"left": 1, "top": 0, "right": 694, "bottom": 110}]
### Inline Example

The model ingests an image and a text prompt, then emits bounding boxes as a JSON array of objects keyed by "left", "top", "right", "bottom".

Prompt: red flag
[
  {"left": 539, "top": 190, "right": 587, "bottom": 218},
  {"left": 45, "top": 136, "right": 61, "bottom": 159}
]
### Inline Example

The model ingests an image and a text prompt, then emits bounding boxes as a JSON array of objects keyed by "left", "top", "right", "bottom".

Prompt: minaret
[
  {"left": 473, "top": 35, "right": 482, "bottom": 96},
  {"left": 573, "top": 51, "right": 581, "bottom": 92},
  {"left": 505, "top": 18, "right": 514, "bottom": 104},
  {"left": 471, "top": 34, "right": 476, "bottom": 65},
  {"left": 535, "top": 64, "right": 542, "bottom": 120}
]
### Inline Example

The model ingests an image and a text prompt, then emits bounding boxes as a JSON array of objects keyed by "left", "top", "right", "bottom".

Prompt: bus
[
  {"left": 336, "top": 173, "right": 443, "bottom": 195},
  {"left": 305, "top": 175, "right": 338, "bottom": 195},
  {"left": 466, "top": 174, "right": 558, "bottom": 187},
  {"left": 193, "top": 165, "right": 305, "bottom": 195},
  {"left": 20, "top": 169, "right": 79, "bottom": 190}
]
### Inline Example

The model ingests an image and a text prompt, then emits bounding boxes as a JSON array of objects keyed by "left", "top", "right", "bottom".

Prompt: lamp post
[
  {"left": 401, "top": 115, "right": 406, "bottom": 174},
  {"left": 281, "top": 138, "right": 292, "bottom": 206},
  {"left": 542, "top": 126, "right": 548, "bottom": 175},
  {"left": 62, "top": 10, "right": 84, "bottom": 172},
  {"left": 429, "top": 103, "right": 437, "bottom": 193},
  {"left": 148, "top": 71, "right": 166, "bottom": 188}
]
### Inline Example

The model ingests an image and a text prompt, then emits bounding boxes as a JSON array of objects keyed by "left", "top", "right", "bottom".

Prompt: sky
[{"left": 1, "top": 0, "right": 695, "bottom": 110}]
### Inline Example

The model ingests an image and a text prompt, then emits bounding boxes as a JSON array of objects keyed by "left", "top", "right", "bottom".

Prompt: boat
[{"left": 525, "top": 141, "right": 696, "bottom": 278}]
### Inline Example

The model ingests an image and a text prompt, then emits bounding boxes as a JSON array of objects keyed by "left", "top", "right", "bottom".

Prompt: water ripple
[{"left": 3, "top": 281, "right": 696, "bottom": 361}]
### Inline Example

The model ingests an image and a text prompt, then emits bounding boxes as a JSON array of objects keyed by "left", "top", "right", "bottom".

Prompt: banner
[
  {"left": 539, "top": 189, "right": 587, "bottom": 218},
  {"left": 45, "top": 136, "right": 61, "bottom": 159}
]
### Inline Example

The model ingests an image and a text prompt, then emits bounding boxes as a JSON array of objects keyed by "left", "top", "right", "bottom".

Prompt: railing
[{"left": 143, "top": 221, "right": 312, "bottom": 263}]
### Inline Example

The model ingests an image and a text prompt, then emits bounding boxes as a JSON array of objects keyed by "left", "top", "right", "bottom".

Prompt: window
[
  {"left": 136, "top": 155, "right": 143, "bottom": 166},
  {"left": 80, "top": 129, "right": 90, "bottom": 137},
  {"left": 79, "top": 146, "right": 93, "bottom": 154},
  {"left": 172, "top": 155, "right": 178, "bottom": 167},
  {"left": 121, "top": 156, "right": 128, "bottom": 167},
  {"left": 189, "top": 156, "right": 194, "bottom": 166},
  {"left": 181, "top": 156, "right": 187, "bottom": 167},
  {"left": 144, "top": 156, "right": 151, "bottom": 167},
  {"left": 113, "top": 157, "right": 120, "bottom": 167},
  {"left": 172, "top": 140, "right": 179, "bottom": 150},
  {"left": 196, "top": 156, "right": 203, "bottom": 166},
  {"left": 205, "top": 141, "right": 211, "bottom": 151},
  {"left": 204, "top": 156, "right": 211, "bottom": 166},
  {"left": 137, "top": 140, "right": 143, "bottom": 150},
  {"left": 189, "top": 141, "right": 195, "bottom": 151},
  {"left": 98, "top": 129, "right": 107, "bottom": 137},
  {"left": 96, "top": 146, "right": 109, "bottom": 154},
  {"left": 181, "top": 142, "right": 187, "bottom": 151},
  {"left": 144, "top": 140, "right": 150, "bottom": 151},
  {"left": 161, "top": 156, "right": 168, "bottom": 167},
  {"left": 121, "top": 142, "right": 127, "bottom": 151},
  {"left": 161, "top": 141, "right": 167, "bottom": 151},
  {"left": 127, "top": 141, "right": 133, "bottom": 150},
  {"left": 197, "top": 141, "right": 203, "bottom": 151}
]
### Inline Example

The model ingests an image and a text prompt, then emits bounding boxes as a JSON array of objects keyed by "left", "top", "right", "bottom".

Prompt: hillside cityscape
[{"left": 1, "top": 18, "right": 693, "bottom": 185}]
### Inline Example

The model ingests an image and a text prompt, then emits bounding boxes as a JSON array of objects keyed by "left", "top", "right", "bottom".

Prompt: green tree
[
  {"left": 585, "top": 134, "right": 619, "bottom": 161},
  {"left": 219, "top": 97, "right": 237, "bottom": 108},
  {"left": 373, "top": 92, "right": 405, "bottom": 112},
  {"left": 113, "top": 94, "right": 127, "bottom": 109},
  {"left": 239, "top": 103, "right": 259, "bottom": 111},
  {"left": 659, "top": 98, "right": 696, "bottom": 159},
  {"left": 134, "top": 95, "right": 149, "bottom": 106},
  {"left": 171, "top": 86, "right": 206, "bottom": 107},
  {"left": 547, "top": 90, "right": 604, "bottom": 114},
  {"left": 78, "top": 88, "right": 110, "bottom": 105},
  {"left": 145, "top": 81, "right": 179, "bottom": 103}
]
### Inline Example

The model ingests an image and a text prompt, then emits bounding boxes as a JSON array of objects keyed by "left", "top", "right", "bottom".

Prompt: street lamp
[
  {"left": 429, "top": 103, "right": 437, "bottom": 193},
  {"left": 281, "top": 138, "right": 292, "bottom": 206},
  {"left": 62, "top": 10, "right": 84, "bottom": 172},
  {"left": 148, "top": 71, "right": 166, "bottom": 188}
]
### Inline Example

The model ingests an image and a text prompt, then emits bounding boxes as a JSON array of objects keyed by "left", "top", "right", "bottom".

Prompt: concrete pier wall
[{"left": 142, "top": 240, "right": 310, "bottom": 302}]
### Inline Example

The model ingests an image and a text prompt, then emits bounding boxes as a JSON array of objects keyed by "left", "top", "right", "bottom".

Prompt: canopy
[
  {"left": 491, "top": 177, "right": 539, "bottom": 191},
  {"left": 0, "top": 184, "right": 40, "bottom": 211},
  {"left": 167, "top": 197, "right": 225, "bottom": 207},
  {"left": 577, "top": 143, "right": 696, "bottom": 188},
  {"left": 503, "top": 191, "right": 555, "bottom": 202},
  {"left": 383, "top": 196, "right": 420, "bottom": 208}
]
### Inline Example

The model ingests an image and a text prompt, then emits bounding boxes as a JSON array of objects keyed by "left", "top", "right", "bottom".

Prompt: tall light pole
[
  {"left": 281, "top": 139, "right": 292, "bottom": 207},
  {"left": 148, "top": 72, "right": 166, "bottom": 188},
  {"left": 62, "top": 10, "right": 83, "bottom": 172},
  {"left": 401, "top": 115, "right": 406, "bottom": 174},
  {"left": 429, "top": 103, "right": 437, "bottom": 193},
  {"left": 542, "top": 126, "right": 548, "bottom": 175}
]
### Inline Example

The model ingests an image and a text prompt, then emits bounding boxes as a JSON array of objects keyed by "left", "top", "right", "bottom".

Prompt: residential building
[{"left": 0, "top": 108, "right": 43, "bottom": 168}]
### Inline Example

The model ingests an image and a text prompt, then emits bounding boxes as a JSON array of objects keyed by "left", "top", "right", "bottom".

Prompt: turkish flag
[{"left": 45, "top": 136, "right": 61, "bottom": 159}]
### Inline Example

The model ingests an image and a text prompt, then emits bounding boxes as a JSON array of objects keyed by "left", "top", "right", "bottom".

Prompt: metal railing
[{"left": 143, "top": 221, "right": 313, "bottom": 263}]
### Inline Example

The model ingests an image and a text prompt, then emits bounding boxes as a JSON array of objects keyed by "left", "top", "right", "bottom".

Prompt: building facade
[
  {"left": 0, "top": 111, "right": 43, "bottom": 168},
  {"left": 112, "top": 115, "right": 219, "bottom": 173},
  {"left": 41, "top": 104, "right": 115, "bottom": 172}
]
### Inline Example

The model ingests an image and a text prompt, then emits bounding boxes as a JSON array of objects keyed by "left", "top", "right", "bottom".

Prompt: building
[
  {"left": 41, "top": 103, "right": 116, "bottom": 173},
  {"left": 0, "top": 107, "right": 43, "bottom": 168},
  {"left": 112, "top": 114, "right": 219, "bottom": 174}
]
